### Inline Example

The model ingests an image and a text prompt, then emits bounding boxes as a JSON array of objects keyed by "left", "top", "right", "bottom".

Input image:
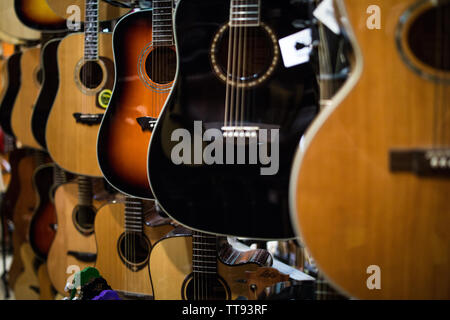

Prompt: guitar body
[
  {"left": 14, "top": 0, "right": 67, "bottom": 32},
  {"left": 0, "top": 0, "right": 40, "bottom": 41},
  {"left": 31, "top": 38, "right": 61, "bottom": 149},
  {"left": 46, "top": 32, "right": 114, "bottom": 177},
  {"left": 29, "top": 164, "right": 56, "bottom": 260},
  {"left": 98, "top": 9, "right": 174, "bottom": 199},
  {"left": 0, "top": 57, "right": 6, "bottom": 100},
  {"left": 94, "top": 202, "right": 174, "bottom": 296},
  {"left": 11, "top": 46, "right": 42, "bottom": 149},
  {"left": 149, "top": 229, "right": 270, "bottom": 300},
  {"left": 0, "top": 52, "right": 22, "bottom": 137},
  {"left": 9, "top": 152, "right": 39, "bottom": 288},
  {"left": 147, "top": 0, "right": 318, "bottom": 239},
  {"left": 46, "top": 0, "right": 130, "bottom": 23},
  {"left": 38, "top": 263, "right": 55, "bottom": 300},
  {"left": 47, "top": 182, "right": 104, "bottom": 295},
  {"left": 13, "top": 242, "right": 40, "bottom": 300},
  {"left": 290, "top": 0, "right": 450, "bottom": 299}
]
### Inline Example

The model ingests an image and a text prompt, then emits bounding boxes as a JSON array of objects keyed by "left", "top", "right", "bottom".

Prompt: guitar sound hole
[
  {"left": 213, "top": 25, "right": 276, "bottom": 84},
  {"left": 118, "top": 232, "right": 150, "bottom": 270},
  {"left": 183, "top": 274, "right": 229, "bottom": 300},
  {"left": 145, "top": 47, "right": 177, "bottom": 84},
  {"left": 72, "top": 205, "right": 96, "bottom": 235},
  {"left": 407, "top": 3, "right": 450, "bottom": 72},
  {"left": 79, "top": 61, "right": 104, "bottom": 89}
]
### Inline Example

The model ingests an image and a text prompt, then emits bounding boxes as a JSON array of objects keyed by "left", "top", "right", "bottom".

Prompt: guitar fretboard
[
  {"left": 124, "top": 197, "right": 144, "bottom": 233},
  {"left": 192, "top": 232, "right": 217, "bottom": 275},
  {"left": 84, "top": 0, "right": 99, "bottom": 60},
  {"left": 230, "top": 0, "right": 261, "bottom": 27},
  {"left": 152, "top": 0, "right": 174, "bottom": 47},
  {"left": 78, "top": 176, "right": 93, "bottom": 207}
]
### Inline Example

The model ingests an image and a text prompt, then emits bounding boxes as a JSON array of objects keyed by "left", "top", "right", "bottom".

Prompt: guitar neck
[
  {"left": 230, "top": 0, "right": 261, "bottom": 27},
  {"left": 192, "top": 232, "right": 218, "bottom": 276},
  {"left": 152, "top": 0, "right": 174, "bottom": 47},
  {"left": 84, "top": 0, "right": 99, "bottom": 60},
  {"left": 124, "top": 197, "right": 144, "bottom": 234},
  {"left": 78, "top": 176, "right": 93, "bottom": 206}
]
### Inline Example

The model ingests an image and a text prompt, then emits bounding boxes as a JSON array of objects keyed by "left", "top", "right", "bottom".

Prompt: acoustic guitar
[
  {"left": 98, "top": 6, "right": 176, "bottom": 199},
  {"left": 147, "top": 0, "right": 319, "bottom": 239},
  {"left": 31, "top": 38, "right": 62, "bottom": 150},
  {"left": 290, "top": 0, "right": 450, "bottom": 299},
  {"left": 47, "top": 177, "right": 106, "bottom": 296},
  {"left": 15, "top": 0, "right": 67, "bottom": 32},
  {"left": 0, "top": 0, "right": 40, "bottom": 41},
  {"left": 8, "top": 150, "right": 46, "bottom": 288},
  {"left": 11, "top": 45, "right": 43, "bottom": 150},
  {"left": 94, "top": 198, "right": 175, "bottom": 298},
  {"left": 13, "top": 242, "right": 40, "bottom": 300},
  {"left": 149, "top": 227, "right": 272, "bottom": 300},
  {"left": 46, "top": 0, "right": 114, "bottom": 177},
  {"left": 0, "top": 51, "right": 22, "bottom": 137},
  {"left": 37, "top": 262, "right": 55, "bottom": 300}
]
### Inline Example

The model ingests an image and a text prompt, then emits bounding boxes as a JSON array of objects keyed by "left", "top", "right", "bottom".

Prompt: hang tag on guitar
[
  {"left": 279, "top": 28, "right": 312, "bottom": 68},
  {"left": 313, "top": 0, "right": 340, "bottom": 35}
]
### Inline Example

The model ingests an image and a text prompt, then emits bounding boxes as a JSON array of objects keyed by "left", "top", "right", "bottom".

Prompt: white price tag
[
  {"left": 278, "top": 28, "right": 312, "bottom": 68},
  {"left": 314, "top": 0, "right": 340, "bottom": 35}
]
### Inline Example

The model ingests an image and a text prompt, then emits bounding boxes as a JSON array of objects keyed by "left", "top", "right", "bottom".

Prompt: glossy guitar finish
[
  {"left": 11, "top": 46, "right": 42, "bottom": 150},
  {"left": 94, "top": 201, "right": 175, "bottom": 297},
  {"left": 98, "top": 9, "right": 175, "bottom": 199},
  {"left": 47, "top": 181, "right": 105, "bottom": 296},
  {"left": 31, "top": 38, "right": 61, "bottom": 149},
  {"left": 0, "top": 0, "right": 40, "bottom": 41},
  {"left": 29, "top": 164, "right": 56, "bottom": 260},
  {"left": 148, "top": 0, "right": 318, "bottom": 239},
  {"left": 14, "top": 0, "right": 67, "bottom": 32},
  {"left": 290, "top": 0, "right": 450, "bottom": 299},
  {"left": 0, "top": 52, "right": 22, "bottom": 137},
  {"left": 46, "top": 32, "right": 114, "bottom": 177},
  {"left": 149, "top": 227, "right": 272, "bottom": 300}
]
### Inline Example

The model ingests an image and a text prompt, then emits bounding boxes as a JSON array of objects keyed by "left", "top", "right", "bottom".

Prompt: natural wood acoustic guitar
[
  {"left": 290, "top": 0, "right": 450, "bottom": 299},
  {"left": 46, "top": 0, "right": 114, "bottom": 177}
]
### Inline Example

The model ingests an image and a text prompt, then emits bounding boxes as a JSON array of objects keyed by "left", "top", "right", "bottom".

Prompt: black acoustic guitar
[
  {"left": 0, "top": 52, "right": 21, "bottom": 137},
  {"left": 148, "top": 0, "right": 319, "bottom": 239},
  {"left": 31, "top": 38, "right": 62, "bottom": 149}
]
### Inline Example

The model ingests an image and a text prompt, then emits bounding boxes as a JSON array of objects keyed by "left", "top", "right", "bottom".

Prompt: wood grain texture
[
  {"left": 46, "top": 32, "right": 113, "bottom": 177},
  {"left": 149, "top": 235, "right": 262, "bottom": 300},
  {"left": 11, "top": 46, "right": 42, "bottom": 150},
  {"left": 9, "top": 153, "right": 38, "bottom": 288},
  {"left": 291, "top": 0, "right": 450, "bottom": 299},
  {"left": 46, "top": 0, "right": 130, "bottom": 23},
  {"left": 0, "top": 0, "right": 40, "bottom": 41},
  {"left": 47, "top": 182, "right": 103, "bottom": 296},
  {"left": 94, "top": 202, "right": 174, "bottom": 296},
  {"left": 13, "top": 242, "right": 39, "bottom": 300}
]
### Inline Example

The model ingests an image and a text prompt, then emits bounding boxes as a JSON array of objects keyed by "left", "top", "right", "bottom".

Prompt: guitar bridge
[
  {"left": 73, "top": 113, "right": 103, "bottom": 126},
  {"left": 137, "top": 117, "right": 158, "bottom": 132},
  {"left": 389, "top": 149, "right": 450, "bottom": 177}
]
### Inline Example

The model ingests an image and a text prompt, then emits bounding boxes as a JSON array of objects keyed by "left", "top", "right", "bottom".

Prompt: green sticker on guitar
[{"left": 98, "top": 89, "right": 112, "bottom": 109}]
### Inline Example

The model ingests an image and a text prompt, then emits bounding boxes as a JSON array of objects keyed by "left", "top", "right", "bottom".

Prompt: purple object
[{"left": 92, "top": 290, "right": 121, "bottom": 300}]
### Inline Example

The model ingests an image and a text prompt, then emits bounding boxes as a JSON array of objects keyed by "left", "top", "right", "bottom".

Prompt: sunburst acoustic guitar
[
  {"left": 14, "top": 0, "right": 67, "bottom": 32},
  {"left": 98, "top": 4, "right": 176, "bottom": 199},
  {"left": 290, "top": 0, "right": 450, "bottom": 299},
  {"left": 46, "top": 0, "right": 114, "bottom": 177},
  {"left": 0, "top": 0, "right": 40, "bottom": 41}
]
